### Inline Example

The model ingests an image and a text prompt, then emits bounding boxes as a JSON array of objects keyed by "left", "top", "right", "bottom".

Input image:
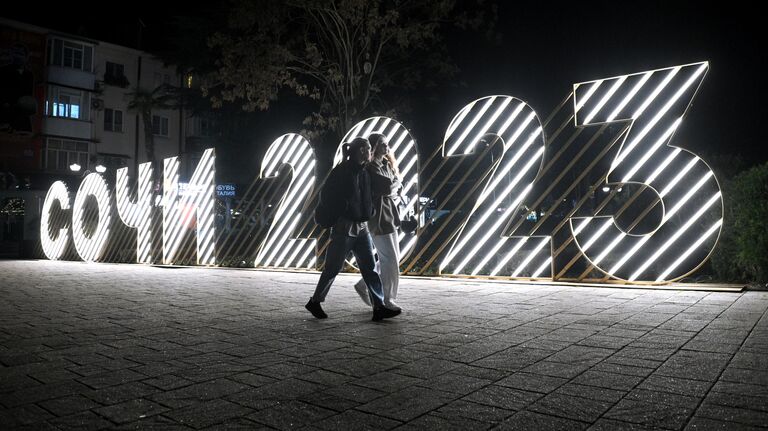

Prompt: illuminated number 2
[
  {"left": 253, "top": 134, "right": 318, "bottom": 269},
  {"left": 439, "top": 96, "right": 550, "bottom": 278},
  {"left": 571, "top": 62, "right": 722, "bottom": 283}
]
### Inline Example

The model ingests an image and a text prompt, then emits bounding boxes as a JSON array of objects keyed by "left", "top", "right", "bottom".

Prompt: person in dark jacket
[{"left": 305, "top": 137, "right": 401, "bottom": 321}]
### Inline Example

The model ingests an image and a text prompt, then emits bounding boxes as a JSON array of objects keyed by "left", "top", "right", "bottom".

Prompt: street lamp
[
  {"left": 95, "top": 165, "right": 107, "bottom": 173},
  {"left": 69, "top": 163, "right": 81, "bottom": 172}
]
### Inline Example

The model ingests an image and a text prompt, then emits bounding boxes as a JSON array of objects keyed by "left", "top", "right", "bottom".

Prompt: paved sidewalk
[{"left": 1, "top": 260, "right": 767, "bottom": 430}]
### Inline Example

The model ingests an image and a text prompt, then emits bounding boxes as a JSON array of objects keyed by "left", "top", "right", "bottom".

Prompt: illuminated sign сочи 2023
[{"left": 40, "top": 62, "right": 722, "bottom": 285}]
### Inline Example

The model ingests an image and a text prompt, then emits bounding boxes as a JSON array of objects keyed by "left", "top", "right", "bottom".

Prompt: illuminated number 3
[{"left": 571, "top": 62, "right": 722, "bottom": 282}]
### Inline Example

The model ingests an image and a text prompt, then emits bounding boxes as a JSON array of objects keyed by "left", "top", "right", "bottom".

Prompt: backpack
[
  {"left": 314, "top": 192, "right": 339, "bottom": 228},
  {"left": 314, "top": 170, "right": 342, "bottom": 228}
]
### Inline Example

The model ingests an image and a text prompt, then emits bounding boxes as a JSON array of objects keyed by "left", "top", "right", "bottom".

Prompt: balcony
[
  {"left": 42, "top": 116, "right": 91, "bottom": 140},
  {"left": 46, "top": 65, "right": 95, "bottom": 91}
]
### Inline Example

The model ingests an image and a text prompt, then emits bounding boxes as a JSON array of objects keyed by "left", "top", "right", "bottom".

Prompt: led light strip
[
  {"left": 571, "top": 62, "right": 722, "bottom": 282},
  {"left": 116, "top": 162, "right": 154, "bottom": 263},
  {"left": 439, "top": 96, "right": 549, "bottom": 278},
  {"left": 40, "top": 181, "right": 71, "bottom": 260},
  {"left": 254, "top": 134, "right": 317, "bottom": 269},
  {"left": 72, "top": 173, "right": 112, "bottom": 262},
  {"left": 163, "top": 148, "right": 216, "bottom": 265}
]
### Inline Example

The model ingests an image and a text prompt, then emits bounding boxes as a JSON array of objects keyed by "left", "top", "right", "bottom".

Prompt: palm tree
[{"left": 127, "top": 84, "right": 177, "bottom": 170}]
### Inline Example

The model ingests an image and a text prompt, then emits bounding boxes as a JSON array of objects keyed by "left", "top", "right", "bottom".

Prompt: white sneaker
[
  {"left": 354, "top": 280, "right": 372, "bottom": 306},
  {"left": 384, "top": 300, "right": 401, "bottom": 311}
]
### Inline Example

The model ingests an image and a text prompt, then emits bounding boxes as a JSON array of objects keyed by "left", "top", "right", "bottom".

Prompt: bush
[{"left": 711, "top": 162, "right": 768, "bottom": 284}]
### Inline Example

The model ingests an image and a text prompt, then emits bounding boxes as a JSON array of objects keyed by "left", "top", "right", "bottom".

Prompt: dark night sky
[
  {"left": 4, "top": 1, "right": 765, "bottom": 170},
  {"left": 441, "top": 1, "right": 767, "bottom": 172}
]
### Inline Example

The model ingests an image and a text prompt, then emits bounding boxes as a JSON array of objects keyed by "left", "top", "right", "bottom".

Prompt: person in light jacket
[{"left": 354, "top": 133, "right": 403, "bottom": 311}]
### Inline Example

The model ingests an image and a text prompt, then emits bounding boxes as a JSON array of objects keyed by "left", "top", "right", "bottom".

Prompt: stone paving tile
[
  {"left": 577, "top": 335, "right": 635, "bottom": 350},
  {"left": 602, "top": 354, "right": 662, "bottom": 370},
  {"left": 527, "top": 392, "right": 612, "bottom": 423},
  {"left": 247, "top": 399, "right": 336, "bottom": 430},
  {"left": 296, "top": 368, "right": 355, "bottom": 386},
  {"left": 357, "top": 386, "right": 457, "bottom": 422},
  {"left": 495, "top": 410, "right": 589, "bottom": 430},
  {"left": 312, "top": 409, "right": 401, "bottom": 430},
  {"left": 351, "top": 371, "right": 425, "bottom": 393},
  {"left": 392, "top": 357, "right": 462, "bottom": 379},
  {"left": 413, "top": 371, "right": 492, "bottom": 395},
  {"left": 199, "top": 417, "right": 269, "bottom": 430},
  {"left": 571, "top": 370, "right": 645, "bottom": 391},
  {"left": 462, "top": 384, "right": 542, "bottom": 411},
  {"left": 238, "top": 377, "right": 325, "bottom": 401},
  {"left": 26, "top": 368, "right": 81, "bottom": 384},
  {"left": 495, "top": 372, "right": 569, "bottom": 393},
  {"left": 2, "top": 261, "right": 768, "bottom": 430},
  {"left": 471, "top": 346, "right": 554, "bottom": 371},
  {"left": 637, "top": 374, "right": 713, "bottom": 398},
  {"left": 0, "top": 403, "right": 56, "bottom": 427},
  {"left": 450, "top": 363, "right": 510, "bottom": 381},
  {"left": 545, "top": 345, "right": 615, "bottom": 367},
  {"left": 84, "top": 381, "right": 159, "bottom": 405},
  {"left": 297, "top": 388, "right": 367, "bottom": 412},
  {"left": 3, "top": 380, "right": 93, "bottom": 407},
  {"left": 77, "top": 368, "right": 147, "bottom": 389},
  {"left": 38, "top": 394, "right": 103, "bottom": 416},
  {"left": 164, "top": 399, "right": 254, "bottom": 429},
  {"left": 432, "top": 399, "right": 514, "bottom": 424},
  {"left": 591, "top": 361, "right": 655, "bottom": 378},
  {"left": 655, "top": 350, "right": 731, "bottom": 382},
  {"left": 604, "top": 388, "right": 700, "bottom": 430},
  {"left": 149, "top": 379, "right": 251, "bottom": 409},
  {"left": 684, "top": 417, "right": 766, "bottom": 430},
  {"left": 589, "top": 418, "right": 665, "bottom": 430},
  {"left": 719, "top": 367, "right": 768, "bottom": 386},
  {"left": 143, "top": 374, "right": 196, "bottom": 391},
  {"left": 48, "top": 410, "right": 115, "bottom": 431},
  {"left": 93, "top": 398, "right": 168, "bottom": 424},
  {"left": 553, "top": 383, "right": 626, "bottom": 403},
  {"left": 703, "top": 391, "right": 768, "bottom": 413},
  {"left": 521, "top": 360, "right": 591, "bottom": 379},
  {"left": 318, "top": 382, "right": 387, "bottom": 404},
  {"left": 693, "top": 402, "right": 768, "bottom": 428},
  {"left": 709, "top": 380, "right": 768, "bottom": 397},
  {"left": 393, "top": 413, "right": 491, "bottom": 430}
]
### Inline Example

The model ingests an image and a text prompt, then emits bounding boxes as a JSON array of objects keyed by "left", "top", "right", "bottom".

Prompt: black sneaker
[
  {"left": 372, "top": 306, "right": 401, "bottom": 321},
  {"left": 305, "top": 298, "right": 328, "bottom": 319}
]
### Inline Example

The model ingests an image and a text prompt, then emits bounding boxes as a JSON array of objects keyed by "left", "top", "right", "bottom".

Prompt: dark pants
[{"left": 312, "top": 231, "right": 385, "bottom": 308}]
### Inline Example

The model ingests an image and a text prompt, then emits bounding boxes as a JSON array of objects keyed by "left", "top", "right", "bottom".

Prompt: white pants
[{"left": 355, "top": 232, "right": 400, "bottom": 308}]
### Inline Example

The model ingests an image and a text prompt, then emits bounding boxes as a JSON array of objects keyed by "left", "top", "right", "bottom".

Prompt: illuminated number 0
[{"left": 335, "top": 117, "right": 421, "bottom": 265}]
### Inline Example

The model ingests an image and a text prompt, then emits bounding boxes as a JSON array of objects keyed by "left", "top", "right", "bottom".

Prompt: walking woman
[
  {"left": 306, "top": 137, "right": 401, "bottom": 321},
  {"left": 354, "top": 133, "right": 403, "bottom": 311}
]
